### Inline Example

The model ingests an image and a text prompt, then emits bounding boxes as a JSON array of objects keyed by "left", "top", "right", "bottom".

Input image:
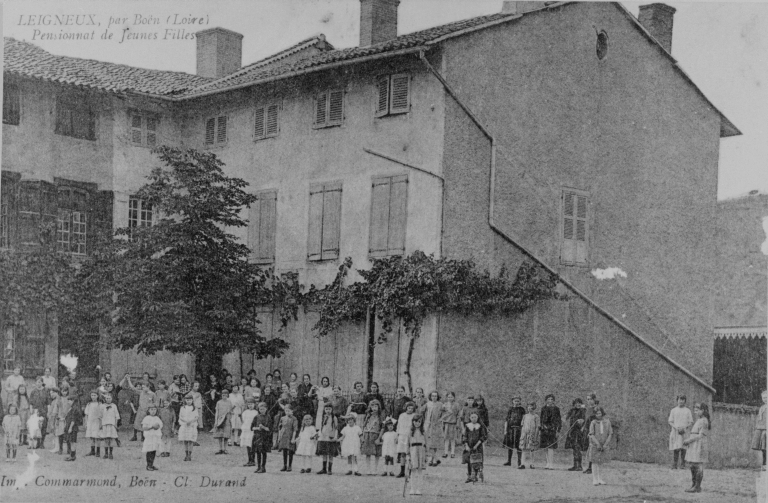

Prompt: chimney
[
  {"left": 196, "top": 27, "right": 243, "bottom": 78},
  {"left": 359, "top": 0, "right": 400, "bottom": 47},
  {"left": 501, "top": 1, "right": 550, "bottom": 15},
  {"left": 638, "top": 3, "right": 676, "bottom": 53}
]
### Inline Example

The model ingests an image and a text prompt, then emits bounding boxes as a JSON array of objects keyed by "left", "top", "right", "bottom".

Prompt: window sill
[
  {"left": 312, "top": 123, "right": 344, "bottom": 130},
  {"left": 253, "top": 135, "right": 278, "bottom": 143}
]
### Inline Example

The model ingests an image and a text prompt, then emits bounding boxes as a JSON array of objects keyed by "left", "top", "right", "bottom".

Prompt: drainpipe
[{"left": 417, "top": 50, "right": 716, "bottom": 395}]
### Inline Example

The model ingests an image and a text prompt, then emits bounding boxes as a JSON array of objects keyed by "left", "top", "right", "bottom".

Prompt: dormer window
[{"left": 375, "top": 74, "right": 410, "bottom": 117}]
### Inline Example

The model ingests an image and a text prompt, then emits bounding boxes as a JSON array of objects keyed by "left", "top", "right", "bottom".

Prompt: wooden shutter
[
  {"left": 389, "top": 74, "right": 410, "bottom": 114},
  {"left": 55, "top": 100, "right": 72, "bottom": 136},
  {"left": 328, "top": 90, "right": 344, "bottom": 125},
  {"left": 255, "top": 191, "right": 277, "bottom": 263},
  {"left": 248, "top": 198, "right": 261, "bottom": 258},
  {"left": 387, "top": 175, "right": 408, "bottom": 254},
  {"left": 266, "top": 104, "right": 279, "bottom": 137},
  {"left": 90, "top": 190, "right": 114, "bottom": 248},
  {"left": 254, "top": 106, "right": 266, "bottom": 139},
  {"left": 321, "top": 182, "right": 342, "bottom": 260},
  {"left": 315, "top": 92, "right": 327, "bottom": 126},
  {"left": 130, "top": 112, "right": 143, "bottom": 144},
  {"left": 216, "top": 116, "right": 228, "bottom": 144},
  {"left": 3, "top": 85, "right": 20, "bottom": 125},
  {"left": 369, "top": 178, "right": 391, "bottom": 256},
  {"left": 307, "top": 185, "right": 324, "bottom": 260},
  {"left": 375, "top": 76, "right": 390, "bottom": 117},
  {"left": 205, "top": 117, "right": 216, "bottom": 145},
  {"left": 146, "top": 116, "right": 158, "bottom": 146},
  {"left": 575, "top": 194, "right": 588, "bottom": 263},
  {"left": 562, "top": 191, "right": 588, "bottom": 264},
  {"left": 561, "top": 192, "right": 575, "bottom": 263}
]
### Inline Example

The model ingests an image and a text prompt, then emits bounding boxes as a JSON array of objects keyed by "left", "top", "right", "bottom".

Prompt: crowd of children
[{"left": 3, "top": 365, "right": 763, "bottom": 495}]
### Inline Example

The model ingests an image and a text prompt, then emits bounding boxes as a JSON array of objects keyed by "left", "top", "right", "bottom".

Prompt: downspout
[{"left": 418, "top": 51, "right": 716, "bottom": 395}]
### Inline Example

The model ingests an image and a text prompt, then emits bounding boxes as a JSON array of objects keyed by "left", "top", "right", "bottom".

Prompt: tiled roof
[
  {"left": 3, "top": 37, "right": 212, "bottom": 96},
  {"left": 238, "top": 34, "right": 334, "bottom": 72}
]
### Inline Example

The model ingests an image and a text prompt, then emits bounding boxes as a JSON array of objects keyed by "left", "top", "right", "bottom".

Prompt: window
[
  {"left": 375, "top": 74, "right": 410, "bottom": 117},
  {"left": 129, "top": 110, "right": 159, "bottom": 147},
  {"left": 0, "top": 183, "right": 10, "bottom": 248},
  {"left": 57, "top": 186, "right": 89, "bottom": 255},
  {"left": 17, "top": 180, "right": 57, "bottom": 247},
  {"left": 254, "top": 103, "right": 280, "bottom": 140},
  {"left": 307, "top": 182, "right": 342, "bottom": 261},
  {"left": 204, "top": 115, "right": 228, "bottom": 146},
  {"left": 128, "top": 197, "right": 153, "bottom": 230},
  {"left": 369, "top": 175, "right": 408, "bottom": 257},
  {"left": 248, "top": 191, "right": 277, "bottom": 263},
  {"left": 3, "top": 84, "right": 20, "bottom": 125},
  {"left": 561, "top": 190, "right": 588, "bottom": 265},
  {"left": 55, "top": 95, "right": 96, "bottom": 140},
  {"left": 2, "top": 315, "right": 46, "bottom": 375},
  {"left": 313, "top": 89, "right": 344, "bottom": 128}
]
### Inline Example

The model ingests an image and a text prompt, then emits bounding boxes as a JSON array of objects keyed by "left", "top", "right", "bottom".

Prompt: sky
[{"left": 3, "top": 0, "right": 766, "bottom": 200}]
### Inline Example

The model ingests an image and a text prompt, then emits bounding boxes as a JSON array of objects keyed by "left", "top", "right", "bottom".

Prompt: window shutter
[
  {"left": 328, "top": 90, "right": 344, "bottom": 125},
  {"left": 258, "top": 191, "right": 277, "bottom": 262},
  {"left": 3, "top": 85, "right": 20, "bottom": 125},
  {"left": 321, "top": 183, "right": 342, "bottom": 260},
  {"left": 248, "top": 197, "right": 262, "bottom": 259},
  {"left": 389, "top": 74, "right": 410, "bottom": 114},
  {"left": 307, "top": 186, "right": 324, "bottom": 260},
  {"left": 18, "top": 181, "right": 43, "bottom": 248},
  {"left": 55, "top": 102, "right": 72, "bottom": 136},
  {"left": 146, "top": 116, "right": 158, "bottom": 146},
  {"left": 575, "top": 195, "right": 588, "bottom": 263},
  {"left": 315, "top": 92, "right": 327, "bottom": 126},
  {"left": 205, "top": 117, "right": 216, "bottom": 145},
  {"left": 130, "top": 113, "right": 143, "bottom": 144},
  {"left": 216, "top": 116, "right": 228, "bottom": 144},
  {"left": 387, "top": 175, "right": 408, "bottom": 254},
  {"left": 266, "top": 104, "right": 279, "bottom": 137},
  {"left": 369, "top": 178, "right": 391, "bottom": 256},
  {"left": 90, "top": 190, "right": 113, "bottom": 248},
  {"left": 561, "top": 192, "right": 575, "bottom": 263},
  {"left": 375, "top": 76, "right": 390, "bottom": 117},
  {"left": 254, "top": 106, "right": 266, "bottom": 139}
]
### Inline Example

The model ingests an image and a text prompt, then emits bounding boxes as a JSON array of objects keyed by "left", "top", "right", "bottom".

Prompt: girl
[
  {"left": 13, "top": 384, "right": 31, "bottom": 446},
  {"left": 26, "top": 406, "right": 43, "bottom": 450},
  {"left": 331, "top": 386, "right": 349, "bottom": 429},
  {"left": 264, "top": 373, "right": 274, "bottom": 393},
  {"left": 668, "top": 395, "right": 693, "bottom": 470},
  {"left": 339, "top": 413, "right": 362, "bottom": 476},
  {"left": 244, "top": 378, "right": 262, "bottom": 402},
  {"left": 582, "top": 393, "right": 599, "bottom": 474},
  {"left": 315, "top": 403, "right": 339, "bottom": 475},
  {"left": 100, "top": 392, "right": 120, "bottom": 459},
  {"left": 462, "top": 411, "right": 487, "bottom": 484},
  {"left": 408, "top": 414, "right": 427, "bottom": 495},
  {"left": 396, "top": 401, "right": 416, "bottom": 478},
  {"left": 295, "top": 414, "right": 317, "bottom": 473},
  {"left": 519, "top": 402, "right": 540, "bottom": 469},
  {"left": 588, "top": 407, "right": 612, "bottom": 486},
  {"left": 379, "top": 419, "right": 398, "bottom": 476},
  {"left": 297, "top": 374, "right": 315, "bottom": 418},
  {"left": 475, "top": 395, "right": 490, "bottom": 430},
  {"left": 349, "top": 382, "right": 367, "bottom": 416},
  {"left": 540, "top": 394, "right": 562, "bottom": 469},
  {"left": 84, "top": 390, "right": 103, "bottom": 457},
  {"left": 142, "top": 403, "right": 162, "bottom": 471},
  {"left": 683, "top": 402, "right": 711, "bottom": 493},
  {"left": 277, "top": 403, "right": 298, "bottom": 472},
  {"left": 752, "top": 390, "right": 767, "bottom": 471},
  {"left": 272, "top": 369, "right": 283, "bottom": 393},
  {"left": 178, "top": 394, "right": 198, "bottom": 462},
  {"left": 361, "top": 399, "right": 386, "bottom": 475},
  {"left": 251, "top": 402, "right": 272, "bottom": 473},
  {"left": 424, "top": 391, "right": 444, "bottom": 466},
  {"left": 364, "top": 382, "right": 385, "bottom": 410},
  {"left": 229, "top": 384, "right": 245, "bottom": 447},
  {"left": 130, "top": 380, "right": 156, "bottom": 443},
  {"left": 273, "top": 387, "right": 292, "bottom": 450},
  {"left": 63, "top": 389, "right": 82, "bottom": 462},
  {"left": 565, "top": 398, "right": 587, "bottom": 472},
  {"left": 187, "top": 381, "right": 203, "bottom": 431},
  {"left": 49, "top": 387, "right": 68, "bottom": 455},
  {"left": 213, "top": 388, "right": 233, "bottom": 454},
  {"left": 503, "top": 396, "right": 526, "bottom": 468},
  {"left": 413, "top": 388, "right": 428, "bottom": 414},
  {"left": 29, "top": 378, "right": 49, "bottom": 449},
  {"left": 168, "top": 375, "right": 182, "bottom": 433},
  {"left": 288, "top": 373, "right": 299, "bottom": 394},
  {"left": 155, "top": 380, "right": 174, "bottom": 457},
  {"left": 204, "top": 375, "right": 220, "bottom": 429},
  {"left": 440, "top": 391, "right": 461, "bottom": 458},
  {"left": 3, "top": 404, "right": 21, "bottom": 462},
  {"left": 239, "top": 398, "right": 258, "bottom": 466},
  {"left": 314, "top": 377, "right": 334, "bottom": 429},
  {"left": 389, "top": 386, "right": 410, "bottom": 421},
  {"left": 262, "top": 385, "right": 277, "bottom": 419}
]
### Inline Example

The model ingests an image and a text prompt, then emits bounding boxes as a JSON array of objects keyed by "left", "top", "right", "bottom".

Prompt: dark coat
[
  {"left": 565, "top": 406, "right": 587, "bottom": 450},
  {"left": 540, "top": 405, "right": 562, "bottom": 449},
  {"left": 250, "top": 413, "right": 272, "bottom": 452}
]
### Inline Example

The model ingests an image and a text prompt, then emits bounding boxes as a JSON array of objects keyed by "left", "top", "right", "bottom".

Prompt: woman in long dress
[
  {"left": 424, "top": 391, "right": 444, "bottom": 466},
  {"left": 313, "top": 377, "right": 334, "bottom": 429}
]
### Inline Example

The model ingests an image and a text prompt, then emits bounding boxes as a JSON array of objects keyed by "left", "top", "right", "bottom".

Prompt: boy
[{"left": 668, "top": 395, "right": 693, "bottom": 469}]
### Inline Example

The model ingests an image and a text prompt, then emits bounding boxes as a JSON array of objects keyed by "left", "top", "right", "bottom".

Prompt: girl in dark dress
[
  {"left": 364, "top": 382, "right": 385, "bottom": 411},
  {"left": 540, "top": 394, "right": 562, "bottom": 469},
  {"left": 204, "top": 375, "right": 221, "bottom": 429},
  {"left": 462, "top": 411, "right": 488, "bottom": 483},
  {"left": 349, "top": 382, "right": 367, "bottom": 416},
  {"left": 503, "top": 396, "right": 526, "bottom": 468},
  {"left": 251, "top": 402, "right": 272, "bottom": 473},
  {"left": 297, "top": 374, "right": 316, "bottom": 419},
  {"left": 565, "top": 398, "right": 587, "bottom": 471},
  {"left": 475, "top": 395, "right": 490, "bottom": 430}
]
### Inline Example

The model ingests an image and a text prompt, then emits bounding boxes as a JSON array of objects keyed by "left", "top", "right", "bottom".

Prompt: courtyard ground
[{"left": 0, "top": 431, "right": 762, "bottom": 503}]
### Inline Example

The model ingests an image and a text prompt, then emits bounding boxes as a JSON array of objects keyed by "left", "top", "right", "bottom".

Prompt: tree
[{"left": 101, "top": 146, "right": 288, "bottom": 363}]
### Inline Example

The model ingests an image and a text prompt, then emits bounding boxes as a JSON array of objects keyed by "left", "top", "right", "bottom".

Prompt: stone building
[{"left": 2, "top": 1, "right": 741, "bottom": 463}]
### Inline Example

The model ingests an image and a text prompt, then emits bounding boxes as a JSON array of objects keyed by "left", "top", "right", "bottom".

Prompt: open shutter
[
  {"left": 266, "top": 104, "right": 279, "bottom": 137},
  {"left": 90, "top": 190, "right": 114, "bottom": 248},
  {"left": 375, "top": 76, "right": 390, "bottom": 117},
  {"left": 258, "top": 191, "right": 277, "bottom": 263},
  {"left": 216, "top": 116, "right": 228, "bottom": 144},
  {"left": 307, "top": 186, "right": 324, "bottom": 260},
  {"left": 254, "top": 106, "right": 266, "bottom": 139},
  {"left": 387, "top": 175, "right": 408, "bottom": 255},
  {"left": 205, "top": 117, "right": 216, "bottom": 145},
  {"left": 575, "top": 194, "right": 588, "bottom": 263},
  {"left": 130, "top": 113, "right": 143, "bottom": 144},
  {"left": 248, "top": 197, "right": 262, "bottom": 260},
  {"left": 389, "top": 74, "right": 410, "bottom": 114},
  {"left": 321, "top": 183, "right": 342, "bottom": 260},
  {"left": 315, "top": 92, "right": 327, "bottom": 126},
  {"left": 328, "top": 90, "right": 344, "bottom": 125},
  {"left": 146, "top": 116, "right": 158, "bottom": 146},
  {"left": 369, "top": 178, "right": 391, "bottom": 256},
  {"left": 562, "top": 192, "right": 575, "bottom": 263}
]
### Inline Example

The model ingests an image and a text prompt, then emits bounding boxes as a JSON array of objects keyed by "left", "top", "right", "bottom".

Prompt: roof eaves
[{"left": 239, "top": 34, "right": 329, "bottom": 71}]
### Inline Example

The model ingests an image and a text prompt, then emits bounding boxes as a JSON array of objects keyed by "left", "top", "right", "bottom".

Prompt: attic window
[{"left": 596, "top": 31, "right": 609, "bottom": 60}]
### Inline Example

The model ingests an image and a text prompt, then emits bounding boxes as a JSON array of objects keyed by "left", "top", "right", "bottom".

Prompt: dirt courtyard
[{"left": 0, "top": 432, "right": 762, "bottom": 503}]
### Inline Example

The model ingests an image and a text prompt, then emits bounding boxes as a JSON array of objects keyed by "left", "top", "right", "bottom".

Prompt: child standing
[
  {"left": 315, "top": 403, "right": 339, "bottom": 475},
  {"left": 63, "top": 391, "right": 82, "bottom": 462},
  {"left": 213, "top": 389, "right": 233, "bottom": 455},
  {"left": 229, "top": 384, "right": 245, "bottom": 447},
  {"left": 588, "top": 407, "right": 612, "bottom": 485},
  {"left": 13, "top": 385, "right": 31, "bottom": 446},
  {"left": 131, "top": 381, "right": 156, "bottom": 443},
  {"left": 379, "top": 419, "right": 398, "bottom": 476},
  {"left": 668, "top": 395, "right": 693, "bottom": 469},
  {"left": 683, "top": 402, "right": 710, "bottom": 493},
  {"left": 462, "top": 411, "right": 487, "bottom": 484},
  {"left": 155, "top": 380, "right": 174, "bottom": 458},
  {"left": 251, "top": 402, "right": 272, "bottom": 473},
  {"left": 339, "top": 413, "right": 362, "bottom": 476},
  {"left": 84, "top": 391, "right": 103, "bottom": 457},
  {"left": 751, "top": 390, "right": 767, "bottom": 471},
  {"left": 178, "top": 394, "right": 198, "bottom": 462},
  {"left": 503, "top": 396, "right": 526, "bottom": 468},
  {"left": 408, "top": 414, "right": 427, "bottom": 495},
  {"left": 277, "top": 403, "right": 298, "bottom": 472},
  {"left": 3, "top": 404, "right": 21, "bottom": 462},
  {"left": 519, "top": 402, "right": 540, "bottom": 469},
  {"left": 100, "top": 393, "right": 120, "bottom": 459},
  {"left": 239, "top": 398, "right": 258, "bottom": 467},
  {"left": 396, "top": 402, "right": 417, "bottom": 478},
  {"left": 540, "top": 394, "right": 562, "bottom": 469},
  {"left": 424, "top": 392, "right": 444, "bottom": 467},
  {"left": 142, "top": 404, "right": 163, "bottom": 471},
  {"left": 565, "top": 398, "right": 587, "bottom": 471},
  {"left": 26, "top": 408, "right": 43, "bottom": 449},
  {"left": 440, "top": 392, "right": 460, "bottom": 458},
  {"left": 49, "top": 387, "right": 68, "bottom": 455},
  {"left": 295, "top": 414, "right": 317, "bottom": 473},
  {"left": 361, "top": 399, "right": 385, "bottom": 475}
]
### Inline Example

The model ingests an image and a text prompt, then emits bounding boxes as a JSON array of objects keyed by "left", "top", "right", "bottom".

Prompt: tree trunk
[{"left": 404, "top": 335, "right": 416, "bottom": 397}]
